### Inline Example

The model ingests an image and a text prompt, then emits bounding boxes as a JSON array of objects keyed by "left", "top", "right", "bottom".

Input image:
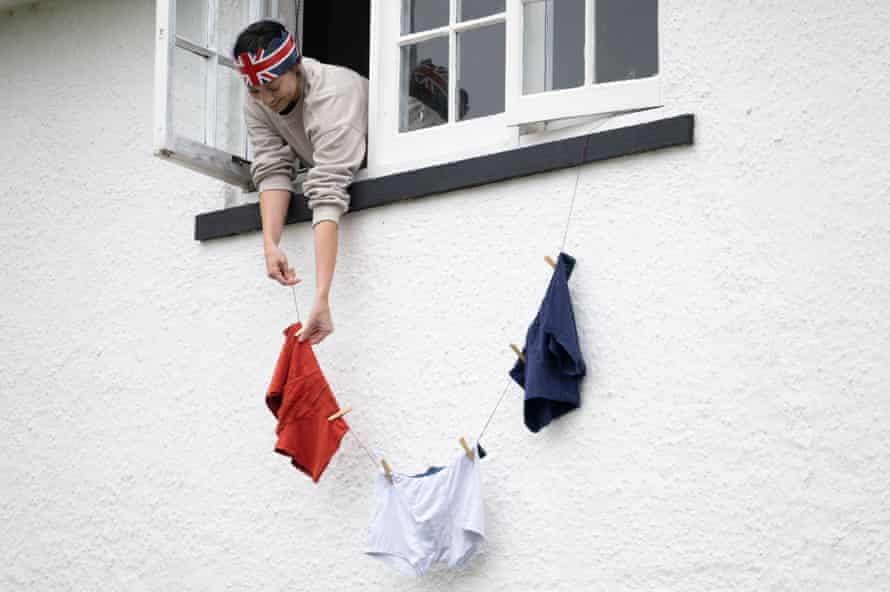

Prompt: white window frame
[
  {"left": 154, "top": 1, "right": 662, "bottom": 196},
  {"left": 367, "top": 1, "right": 517, "bottom": 177},
  {"left": 153, "top": 0, "right": 286, "bottom": 191},
  {"left": 505, "top": 0, "right": 661, "bottom": 126},
  {"left": 367, "top": 0, "right": 663, "bottom": 178}
]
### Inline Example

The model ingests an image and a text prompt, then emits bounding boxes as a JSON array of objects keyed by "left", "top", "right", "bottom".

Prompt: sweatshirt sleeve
[
  {"left": 302, "top": 87, "right": 368, "bottom": 226},
  {"left": 245, "top": 99, "right": 298, "bottom": 193}
]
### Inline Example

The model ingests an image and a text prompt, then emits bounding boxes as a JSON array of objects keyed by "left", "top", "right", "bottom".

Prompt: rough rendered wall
[{"left": 2, "top": 1, "right": 889, "bottom": 590}]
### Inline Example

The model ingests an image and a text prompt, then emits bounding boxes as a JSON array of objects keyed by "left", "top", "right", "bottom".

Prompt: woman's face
[{"left": 248, "top": 65, "right": 301, "bottom": 113}]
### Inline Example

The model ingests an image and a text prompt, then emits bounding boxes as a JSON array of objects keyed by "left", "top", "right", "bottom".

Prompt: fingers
[
  {"left": 265, "top": 248, "right": 301, "bottom": 286},
  {"left": 282, "top": 265, "right": 300, "bottom": 285},
  {"left": 267, "top": 264, "right": 301, "bottom": 286},
  {"left": 297, "top": 322, "right": 313, "bottom": 342},
  {"left": 278, "top": 257, "right": 300, "bottom": 285},
  {"left": 311, "top": 326, "right": 333, "bottom": 345},
  {"left": 298, "top": 325, "right": 333, "bottom": 345},
  {"left": 267, "top": 267, "right": 287, "bottom": 284}
]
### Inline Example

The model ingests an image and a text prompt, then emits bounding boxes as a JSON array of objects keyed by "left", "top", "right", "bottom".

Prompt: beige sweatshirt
[{"left": 244, "top": 57, "right": 369, "bottom": 226}]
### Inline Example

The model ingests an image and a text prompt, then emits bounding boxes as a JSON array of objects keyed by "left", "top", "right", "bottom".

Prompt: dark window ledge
[{"left": 195, "top": 114, "right": 694, "bottom": 241}]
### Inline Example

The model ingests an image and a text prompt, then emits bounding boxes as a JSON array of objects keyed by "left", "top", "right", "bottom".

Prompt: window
[
  {"left": 368, "top": 0, "right": 661, "bottom": 175},
  {"left": 155, "top": 1, "right": 661, "bottom": 194},
  {"left": 507, "top": 0, "right": 660, "bottom": 125},
  {"left": 369, "top": 0, "right": 516, "bottom": 175},
  {"left": 154, "top": 0, "right": 297, "bottom": 190}
]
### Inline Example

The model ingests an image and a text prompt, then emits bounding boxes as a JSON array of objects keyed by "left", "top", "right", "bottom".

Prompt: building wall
[{"left": 2, "top": 1, "right": 889, "bottom": 590}]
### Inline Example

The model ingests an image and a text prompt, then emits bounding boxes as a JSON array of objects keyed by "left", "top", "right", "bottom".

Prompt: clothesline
[
  {"left": 289, "top": 283, "right": 518, "bottom": 472},
  {"left": 287, "top": 150, "right": 587, "bottom": 475}
]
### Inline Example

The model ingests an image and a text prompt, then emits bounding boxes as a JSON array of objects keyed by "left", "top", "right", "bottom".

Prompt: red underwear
[{"left": 266, "top": 322, "right": 349, "bottom": 482}]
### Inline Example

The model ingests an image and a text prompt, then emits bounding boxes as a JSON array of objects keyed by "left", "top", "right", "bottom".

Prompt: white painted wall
[{"left": 3, "top": 1, "right": 890, "bottom": 590}]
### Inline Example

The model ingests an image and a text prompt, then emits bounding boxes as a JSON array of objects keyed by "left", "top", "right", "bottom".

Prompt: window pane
[
  {"left": 216, "top": 65, "right": 246, "bottom": 157},
  {"left": 402, "top": 0, "right": 450, "bottom": 35},
  {"left": 174, "top": 48, "right": 206, "bottom": 143},
  {"left": 522, "top": 0, "right": 584, "bottom": 95},
  {"left": 459, "top": 0, "right": 505, "bottom": 22},
  {"left": 457, "top": 23, "right": 504, "bottom": 121},
  {"left": 218, "top": 0, "right": 250, "bottom": 59},
  {"left": 595, "top": 0, "right": 658, "bottom": 82},
  {"left": 176, "top": 0, "right": 207, "bottom": 45},
  {"left": 400, "top": 36, "right": 449, "bottom": 132}
]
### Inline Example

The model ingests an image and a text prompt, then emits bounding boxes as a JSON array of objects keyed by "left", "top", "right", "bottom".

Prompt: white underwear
[{"left": 365, "top": 448, "right": 486, "bottom": 576}]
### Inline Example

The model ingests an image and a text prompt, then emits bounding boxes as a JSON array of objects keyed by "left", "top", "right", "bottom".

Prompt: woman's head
[{"left": 233, "top": 20, "right": 302, "bottom": 113}]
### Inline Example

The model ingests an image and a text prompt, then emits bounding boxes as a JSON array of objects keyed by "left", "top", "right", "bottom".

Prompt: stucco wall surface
[{"left": 2, "top": 1, "right": 889, "bottom": 590}]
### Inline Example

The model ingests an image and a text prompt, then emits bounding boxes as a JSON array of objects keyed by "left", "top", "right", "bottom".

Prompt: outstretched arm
[
  {"left": 246, "top": 98, "right": 300, "bottom": 286},
  {"left": 299, "top": 220, "right": 338, "bottom": 344},
  {"left": 298, "top": 77, "right": 368, "bottom": 344},
  {"left": 260, "top": 189, "right": 300, "bottom": 285}
]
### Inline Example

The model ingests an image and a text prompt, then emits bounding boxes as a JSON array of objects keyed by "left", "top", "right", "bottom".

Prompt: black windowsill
[{"left": 194, "top": 114, "right": 694, "bottom": 242}]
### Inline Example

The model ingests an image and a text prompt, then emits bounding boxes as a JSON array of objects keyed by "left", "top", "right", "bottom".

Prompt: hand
[
  {"left": 264, "top": 244, "right": 300, "bottom": 286},
  {"left": 299, "top": 298, "right": 334, "bottom": 345}
]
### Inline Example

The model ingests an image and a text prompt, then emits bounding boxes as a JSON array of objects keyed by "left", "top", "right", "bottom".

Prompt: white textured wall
[{"left": 3, "top": 1, "right": 890, "bottom": 590}]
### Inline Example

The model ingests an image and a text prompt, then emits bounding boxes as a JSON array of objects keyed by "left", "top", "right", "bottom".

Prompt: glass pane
[
  {"left": 400, "top": 36, "right": 449, "bottom": 132},
  {"left": 173, "top": 48, "right": 206, "bottom": 143},
  {"left": 459, "top": 0, "right": 505, "bottom": 21},
  {"left": 218, "top": 0, "right": 250, "bottom": 59},
  {"left": 457, "top": 23, "right": 505, "bottom": 121},
  {"left": 216, "top": 65, "right": 246, "bottom": 157},
  {"left": 401, "top": 0, "right": 449, "bottom": 35},
  {"left": 522, "top": 0, "right": 584, "bottom": 95},
  {"left": 595, "top": 0, "right": 658, "bottom": 82},
  {"left": 176, "top": 0, "right": 207, "bottom": 45}
]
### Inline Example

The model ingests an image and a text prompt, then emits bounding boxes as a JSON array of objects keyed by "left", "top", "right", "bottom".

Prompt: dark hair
[{"left": 233, "top": 20, "right": 288, "bottom": 59}]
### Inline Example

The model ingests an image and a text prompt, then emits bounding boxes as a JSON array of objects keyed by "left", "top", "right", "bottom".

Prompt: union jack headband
[{"left": 237, "top": 31, "right": 300, "bottom": 87}]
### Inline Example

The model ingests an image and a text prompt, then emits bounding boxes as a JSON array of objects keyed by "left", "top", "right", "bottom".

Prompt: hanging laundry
[
  {"left": 366, "top": 447, "right": 486, "bottom": 576},
  {"left": 266, "top": 322, "right": 349, "bottom": 482},
  {"left": 510, "top": 252, "right": 586, "bottom": 433}
]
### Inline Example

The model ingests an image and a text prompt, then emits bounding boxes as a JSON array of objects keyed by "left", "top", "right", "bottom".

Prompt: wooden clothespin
[
  {"left": 294, "top": 326, "right": 305, "bottom": 339},
  {"left": 459, "top": 437, "right": 475, "bottom": 460},
  {"left": 327, "top": 405, "right": 352, "bottom": 422},
  {"left": 510, "top": 343, "right": 526, "bottom": 364},
  {"left": 545, "top": 255, "right": 557, "bottom": 269},
  {"left": 381, "top": 459, "right": 393, "bottom": 483}
]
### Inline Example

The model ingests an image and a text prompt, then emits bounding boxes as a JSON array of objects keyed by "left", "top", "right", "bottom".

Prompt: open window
[
  {"left": 156, "top": 0, "right": 660, "bottom": 195},
  {"left": 153, "top": 0, "right": 297, "bottom": 190},
  {"left": 300, "top": 0, "right": 371, "bottom": 79},
  {"left": 368, "top": 0, "right": 661, "bottom": 176},
  {"left": 298, "top": 0, "right": 371, "bottom": 180},
  {"left": 155, "top": 0, "right": 371, "bottom": 190}
]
